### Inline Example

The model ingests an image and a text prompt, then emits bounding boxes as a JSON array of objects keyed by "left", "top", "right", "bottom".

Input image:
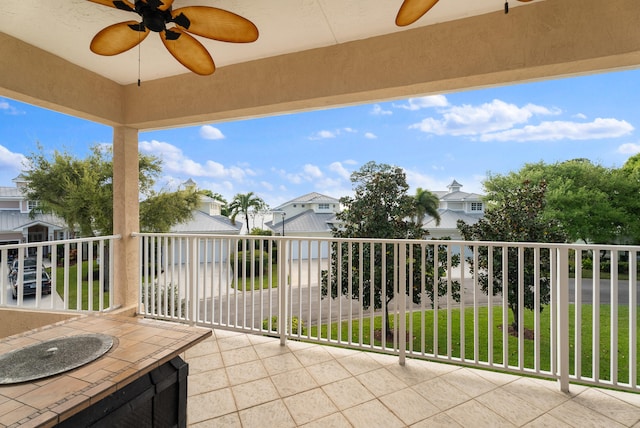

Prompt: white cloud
[
  {"left": 371, "top": 104, "right": 392, "bottom": 115},
  {"left": 309, "top": 128, "right": 358, "bottom": 140},
  {"left": 617, "top": 143, "right": 640, "bottom": 154},
  {"left": 261, "top": 181, "right": 274, "bottom": 191},
  {"left": 273, "top": 167, "right": 303, "bottom": 184},
  {"left": 403, "top": 168, "right": 444, "bottom": 192},
  {"left": 0, "top": 144, "right": 27, "bottom": 171},
  {"left": 139, "top": 139, "right": 250, "bottom": 181},
  {"left": 364, "top": 132, "right": 377, "bottom": 139},
  {"left": 329, "top": 161, "right": 351, "bottom": 180},
  {"left": 409, "top": 99, "right": 559, "bottom": 137},
  {"left": 480, "top": 118, "right": 634, "bottom": 142},
  {"left": 0, "top": 99, "right": 23, "bottom": 115},
  {"left": 309, "top": 130, "right": 336, "bottom": 140},
  {"left": 199, "top": 125, "right": 225, "bottom": 140},
  {"left": 394, "top": 95, "right": 449, "bottom": 111},
  {"left": 303, "top": 164, "right": 323, "bottom": 179}
]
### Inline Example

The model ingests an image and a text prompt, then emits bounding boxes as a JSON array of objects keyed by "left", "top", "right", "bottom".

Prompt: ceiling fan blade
[
  {"left": 137, "top": 0, "right": 174, "bottom": 11},
  {"left": 87, "top": 0, "right": 135, "bottom": 13},
  {"left": 161, "top": 28, "right": 216, "bottom": 75},
  {"left": 172, "top": 6, "right": 259, "bottom": 43},
  {"left": 90, "top": 21, "right": 149, "bottom": 56},
  {"left": 395, "top": 0, "right": 439, "bottom": 26},
  {"left": 158, "top": 0, "right": 174, "bottom": 11}
]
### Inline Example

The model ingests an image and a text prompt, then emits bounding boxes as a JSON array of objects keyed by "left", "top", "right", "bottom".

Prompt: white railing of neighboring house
[
  {"left": 0, "top": 236, "right": 119, "bottom": 312},
  {"left": 137, "top": 233, "right": 639, "bottom": 394}
]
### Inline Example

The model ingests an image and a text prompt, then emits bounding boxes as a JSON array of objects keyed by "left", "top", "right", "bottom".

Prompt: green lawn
[
  {"left": 309, "top": 304, "right": 639, "bottom": 384},
  {"left": 55, "top": 261, "right": 109, "bottom": 310},
  {"left": 232, "top": 264, "right": 278, "bottom": 290}
]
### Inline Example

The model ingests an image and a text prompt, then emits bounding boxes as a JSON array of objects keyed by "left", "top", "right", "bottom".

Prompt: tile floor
[{"left": 183, "top": 329, "right": 640, "bottom": 427}]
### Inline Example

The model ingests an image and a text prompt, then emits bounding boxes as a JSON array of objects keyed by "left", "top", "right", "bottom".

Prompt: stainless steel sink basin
[{"left": 0, "top": 333, "right": 114, "bottom": 384}]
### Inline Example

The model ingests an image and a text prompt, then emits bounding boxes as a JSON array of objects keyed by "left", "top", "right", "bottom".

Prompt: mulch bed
[{"left": 497, "top": 324, "right": 535, "bottom": 340}]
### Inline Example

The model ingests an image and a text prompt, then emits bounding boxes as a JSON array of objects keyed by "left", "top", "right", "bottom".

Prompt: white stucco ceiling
[{"left": 0, "top": 0, "right": 543, "bottom": 85}]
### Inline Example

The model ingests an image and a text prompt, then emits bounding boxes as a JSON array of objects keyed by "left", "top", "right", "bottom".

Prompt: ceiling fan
[
  {"left": 395, "top": 0, "right": 534, "bottom": 26},
  {"left": 87, "top": 0, "right": 259, "bottom": 76}
]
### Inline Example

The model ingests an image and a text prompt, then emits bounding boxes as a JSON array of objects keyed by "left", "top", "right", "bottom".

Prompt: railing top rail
[
  {"left": 0, "top": 235, "right": 122, "bottom": 250},
  {"left": 130, "top": 232, "right": 640, "bottom": 251}
]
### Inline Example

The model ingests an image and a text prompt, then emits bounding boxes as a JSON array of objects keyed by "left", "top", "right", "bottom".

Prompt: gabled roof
[
  {"left": 267, "top": 210, "right": 336, "bottom": 234},
  {"left": 170, "top": 211, "right": 241, "bottom": 234},
  {"left": 0, "top": 212, "right": 67, "bottom": 232},
  {"left": 438, "top": 191, "right": 484, "bottom": 201},
  {"left": 423, "top": 209, "right": 484, "bottom": 230},
  {"left": 272, "top": 192, "right": 339, "bottom": 211}
]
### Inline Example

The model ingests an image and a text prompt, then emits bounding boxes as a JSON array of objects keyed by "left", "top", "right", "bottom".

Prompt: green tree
[
  {"left": 484, "top": 159, "right": 637, "bottom": 244},
  {"left": 618, "top": 154, "right": 640, "bottom": 242},
  {"left": 23, "top": 144, "right": 199, "bottom": 235},
  {"left": 414, "top": 187, "right": 440, "bottom": 225},
  {"left": 322, "top": 161, "right": 460, "bottom": 338},
  {"left": 140, "top": 188, "right": 202, "bottom": 232},
  {"left": 457, "top": 180, "right": 568, "bottom": 330},
  {"left": 228, "top": 192, "right": 268, "bottom": 231}
]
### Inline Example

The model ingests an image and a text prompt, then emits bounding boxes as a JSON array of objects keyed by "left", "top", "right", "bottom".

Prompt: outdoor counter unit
[{"left": 0, "top": 314, "right": 211, "bottom": 427}]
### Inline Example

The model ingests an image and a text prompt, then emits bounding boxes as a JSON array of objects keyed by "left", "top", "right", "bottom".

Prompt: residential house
[
  {"left": 169, "top": 179, "right": 241, "bottom": 235},
  {"left": 0, "top": 176, "right": 71, "bottom": 259},
  {"left": 422, "top": 179, "right": 484, "bottom": 239},
  {"left": 266, "top": 192, "right": 340, "bottom": 237}
]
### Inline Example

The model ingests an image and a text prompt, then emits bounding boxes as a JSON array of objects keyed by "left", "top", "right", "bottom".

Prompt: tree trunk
[
  {"left": 384, "top": 298, "right": 393, "bottom": 337},
  {"left": 510, "top": 304, "right": 519, "bottom": 330}
]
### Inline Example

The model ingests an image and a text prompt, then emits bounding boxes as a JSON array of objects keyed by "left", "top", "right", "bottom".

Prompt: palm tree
[
  {"left": 414, "top": 187, "right": 441, "bottom": 225},
  {"left": 228, "top": 192, "right": 267, "bottom": 231}
]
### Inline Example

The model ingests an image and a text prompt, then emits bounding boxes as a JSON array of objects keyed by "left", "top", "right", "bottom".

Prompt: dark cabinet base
[{"left": 57, "top": 356, "right": 188, "bottom": 428}]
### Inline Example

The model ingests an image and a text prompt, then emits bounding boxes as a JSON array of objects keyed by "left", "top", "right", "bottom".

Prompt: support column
[{"left": 112, "top": 126, "right": 140, "bottom": 312}]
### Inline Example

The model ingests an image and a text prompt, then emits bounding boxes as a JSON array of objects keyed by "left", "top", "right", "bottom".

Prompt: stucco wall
[{"left": 0, "top": 308, "right": 77, "bottom": 339}]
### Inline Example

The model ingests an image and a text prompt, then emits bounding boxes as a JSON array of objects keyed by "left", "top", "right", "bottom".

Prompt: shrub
[
  {"left": 231, "top": 250, "right": 269, "bottom": 277},
  {"left": 142, "top": 282, "right": 185, "bottom": 317},
  {"left": 262, "top": 316, "right": 305, "bottom": 335}
]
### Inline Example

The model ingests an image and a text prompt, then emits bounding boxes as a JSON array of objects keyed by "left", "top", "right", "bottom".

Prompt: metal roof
[
  {"left": 170, "top": 210, "right": 241, "bottom": 234},
  {"left": 272, "top": 192, "right": 340, "bottom": 211},
  {"left": 268, "top": 210, "right": 336, "bottom": 234}
]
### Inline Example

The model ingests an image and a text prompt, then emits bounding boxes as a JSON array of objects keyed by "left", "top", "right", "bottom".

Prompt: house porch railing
[
  {"left": 0, "top": 235, "right": 119, "bottom": 312},
  {"left": 136, "top": 233, "right": 638, "bottom": 394}
]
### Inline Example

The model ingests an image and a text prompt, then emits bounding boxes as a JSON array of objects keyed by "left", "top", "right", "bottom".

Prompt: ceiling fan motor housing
[{"left": 135, "top": 0, "right": 172, "bottom": 32}]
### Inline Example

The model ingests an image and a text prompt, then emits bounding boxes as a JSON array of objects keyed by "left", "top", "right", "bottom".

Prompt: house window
[
  {"left": 471, "top": 202, "right": 483, "bottom": 211},
  {"left": 318, "top": 203, "right": 330, "bottom": 210},
  {"left": 27, "top": 200, "right": 40, "bottom": 211}
]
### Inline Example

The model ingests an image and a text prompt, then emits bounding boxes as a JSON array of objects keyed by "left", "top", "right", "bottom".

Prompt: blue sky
[{"left": 1, "top": 69, "right": 639, "bottom": 208}]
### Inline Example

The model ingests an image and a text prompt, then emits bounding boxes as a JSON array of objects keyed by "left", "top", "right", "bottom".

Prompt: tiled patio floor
[{"left": 183, "top": 329, "right": 640, "bottom": 427}]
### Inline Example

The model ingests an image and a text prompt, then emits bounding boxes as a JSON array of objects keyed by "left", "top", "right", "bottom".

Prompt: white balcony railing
[
  {"left": 0, "top": 236, "right": 119, "bottom": 312},
  {"left": 137, "top": 233, "right": 639, "bottom": 393}
]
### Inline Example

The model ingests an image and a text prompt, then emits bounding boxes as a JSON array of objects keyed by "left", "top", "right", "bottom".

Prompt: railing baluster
[
  {"left": 502, "top": 245, "right": 509, "bottom": 369},
  {"left": 399, "top": 242, "right": 407, "bottom": 366},
  {"left": 534, "top": 247, "right": 541, "bottom": 374},
  {"left": 610, "top": 249, "right": 619, "bottom": 385},
  {"left": 629, "top": 250, "right": 637, "bottom": 388},
  {"left": 593, "top": 250, "right": 601, "bottom": 383},
  {"left": 446, "top": 243, "right": 452, "bottom": 360},
  {"left": 557, "top": 246, "right": 570, "bottom": 392},
  {"left": 574, "top": 248, "right": 582, "bottom": 380}
]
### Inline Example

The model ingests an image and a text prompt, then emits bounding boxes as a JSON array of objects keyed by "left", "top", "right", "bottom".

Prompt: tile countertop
[{"left": 0, "top": 314, "right": 212, "bottom": 428}]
